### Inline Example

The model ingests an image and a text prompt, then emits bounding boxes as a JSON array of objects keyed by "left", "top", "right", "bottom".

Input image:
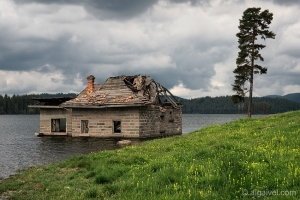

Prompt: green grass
[{"left": 1, "top": 111, "right": 300, "bottom": 199}]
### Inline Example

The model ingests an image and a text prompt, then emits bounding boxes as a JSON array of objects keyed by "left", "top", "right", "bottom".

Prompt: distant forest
[
  {"left": 0, "top": 93, "right": 299, "bottom": 115},
  {"left": 180, "top": 96, "right": 300, "bottom": 114}
]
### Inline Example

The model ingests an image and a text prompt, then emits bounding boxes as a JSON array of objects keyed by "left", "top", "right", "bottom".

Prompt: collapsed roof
[{"left": 31, "top": 75, "right": 181, "bottom": 109}]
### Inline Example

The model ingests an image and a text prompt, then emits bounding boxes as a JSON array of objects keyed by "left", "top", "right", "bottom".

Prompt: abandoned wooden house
[{"left": 29, "top": 75, "right": 182, "bottom": 138}]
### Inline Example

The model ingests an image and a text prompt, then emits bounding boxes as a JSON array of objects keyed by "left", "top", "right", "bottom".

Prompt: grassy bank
[{"left": 1, "top": 111, "right": 300, "bottom": 199}]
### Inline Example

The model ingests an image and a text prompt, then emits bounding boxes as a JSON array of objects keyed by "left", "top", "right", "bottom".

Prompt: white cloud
[
  {"left": 169, "top": 82, "right": 200, "bottom": 99},
  {"left": 283, "top": 85, "right": 300, "bottom": 95},
  {"left": 126, "top": 54, "right": 176, "bottom": 69},
  {"left": 0, "top": 70, "right": 84, "bottom": 95},
  {"left": 68, "top": 35, "right": 82, "bottom": 44}
]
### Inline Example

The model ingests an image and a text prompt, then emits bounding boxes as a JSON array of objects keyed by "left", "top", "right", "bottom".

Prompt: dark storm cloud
[
  {"left": 0, "top": 34, "right": 85, "bottom": 86},
  {"left": 84, "top": 0, "right": 159, "bottom": 19},
  {"left": 0, "top": 39, "right": 40, "bottom": 71},
  {"left": 12, "top": 0, "right": 247, "bottom": 20},
  {"left": 13, "top": 0, "right": 81, "bottom": 4},
  {"left": 168, "top": 0, "right": 245, "bottom": 6},
  {"left": 280, "top": 48, "right": 300, "bottom": 58},
  {"left": 169, "top": 0, "right": 209, "bottom": 6},
  {"left": 0, "top": 37, "right": 62, "bottom": 71},
  {"left": 13, "top": 0, "right": 159, "bottom": 19}
]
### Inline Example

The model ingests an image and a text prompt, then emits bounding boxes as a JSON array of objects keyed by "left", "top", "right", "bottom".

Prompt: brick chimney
[{"left": 86, "top": 75, "right": 95, "bottom": 95}]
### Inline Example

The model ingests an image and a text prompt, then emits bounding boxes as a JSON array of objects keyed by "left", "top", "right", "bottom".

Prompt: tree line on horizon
[
  {"left": 180, "top": 96, "right": 300, "bottom": 114},
  {"left": 0, "top": 93, "right": 299, "bottom": 115}
]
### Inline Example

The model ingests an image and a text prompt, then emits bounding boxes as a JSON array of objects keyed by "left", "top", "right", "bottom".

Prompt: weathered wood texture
[{"left": 62, "top": 76, "right": 149, "bottom": 107}]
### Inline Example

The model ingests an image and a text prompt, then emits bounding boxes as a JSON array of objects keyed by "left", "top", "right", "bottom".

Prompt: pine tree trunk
[
  {"left": 248, "top": 31, "right": 256, "bottom": 118},
  {"left": 248, "top": 75, "right": 253, "bottom": 118}
]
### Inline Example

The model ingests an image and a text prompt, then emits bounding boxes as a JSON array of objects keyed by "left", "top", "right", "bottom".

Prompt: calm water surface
[{"left": 0, "top": 114, "right": 265, "bottom": 180}]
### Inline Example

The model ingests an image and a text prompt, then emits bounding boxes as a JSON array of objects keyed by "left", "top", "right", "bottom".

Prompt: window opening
[
  {"left": 169, "top": 111, "right": 174, "bottom": 122},
  {"left": 51, "top": 118, "right": 66, "bottom": 132},
  {"left": 81, "top": 120, "right": 89, "bottom": 133},
  {"left": 113, "top": 121, "right": 121, "bottom": 133}
]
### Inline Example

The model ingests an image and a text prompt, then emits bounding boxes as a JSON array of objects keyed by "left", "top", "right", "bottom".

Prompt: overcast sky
[{"left": 0, "top": 0, "right": 299, "bottom": 99}]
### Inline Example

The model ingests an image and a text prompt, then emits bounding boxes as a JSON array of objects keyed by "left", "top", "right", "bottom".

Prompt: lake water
[{"left": 0, "top": 114, "right": 265, "bottom": 180}]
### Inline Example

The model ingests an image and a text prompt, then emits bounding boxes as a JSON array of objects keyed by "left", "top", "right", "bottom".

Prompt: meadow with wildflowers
[{"left": 1, "top": 111, "right": 300, "bottom": 199}]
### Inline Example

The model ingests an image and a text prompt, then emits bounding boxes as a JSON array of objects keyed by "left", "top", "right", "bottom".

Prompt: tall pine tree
[{"left": 232, "top": 7, "right": 275, "bottom": 118}]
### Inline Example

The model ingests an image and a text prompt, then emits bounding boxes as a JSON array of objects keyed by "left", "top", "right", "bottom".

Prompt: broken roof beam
[
  {"left": 161, "top": 85, "right": 180, "bottom": 104},
  {"left": 156, "top": 83, "right": 179, "bottom": 109},
  {"left": 123, "top": 78, "right": 138, "bottom": 92}
]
